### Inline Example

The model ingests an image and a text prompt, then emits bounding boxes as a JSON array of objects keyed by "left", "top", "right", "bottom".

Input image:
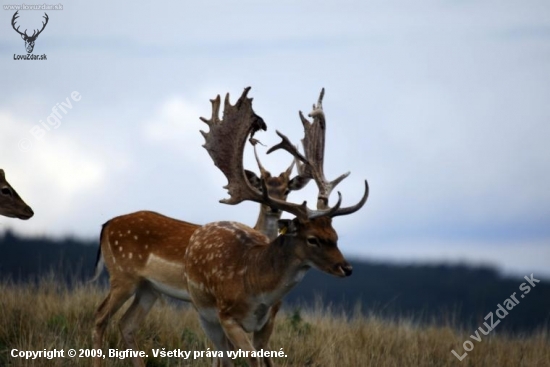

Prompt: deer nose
[
  {"left": 21, "top": 206, "right": 34, "bottom": 220},
  {"left": 341, "top": 263, "right": 353, "bottom": 277},
  {"left": 336, "top": 263, "right": 352, "bottom": 277}
]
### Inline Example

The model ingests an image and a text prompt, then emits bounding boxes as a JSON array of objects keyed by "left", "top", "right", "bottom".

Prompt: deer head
[
  {"left": 242, "top": 143, "right": 310, "bottom": 239},
  {"left": 11, "top": 11, "right": 49, "bottom": 54},
  {"left": 0, "top": 169, "right": 34, "bottom": 220}
]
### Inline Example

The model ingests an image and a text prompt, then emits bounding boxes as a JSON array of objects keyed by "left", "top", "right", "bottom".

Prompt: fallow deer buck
[
  {"left": 184, "top": 87, "right": 368, "bottom": 367},
  {"left": 91, "top": 92, "right": 311, "bottom": 367},
  {"left": 0, "top": 169, "right": 34, "bottom": 220}
]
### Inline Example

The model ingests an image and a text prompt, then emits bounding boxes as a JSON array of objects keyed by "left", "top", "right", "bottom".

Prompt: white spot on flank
[
  {"left": 134, "top": 235, "right": 138, "bottom": 240},
  {"left": 114, "top": 240, "right": 119, "bottom": 245},
  {"left": 127, "top": 230, "right": 131, "bottom": 234},
  {"left": 128, "top": 252, "right": 133, "bottom": 259},
  {"left": 145, "top": 245, "right": 149, "bottom": 249},
  {"left": 119, "top": 246, "right": 123, "bottom": 252}
]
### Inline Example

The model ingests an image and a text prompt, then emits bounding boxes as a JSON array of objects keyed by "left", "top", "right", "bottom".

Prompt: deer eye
[
  {"left": 1, "top": 188, "right": 12, "bottom": 196},
  {"left": 307, "top": 236, "right": 320, "bottom": 247}
]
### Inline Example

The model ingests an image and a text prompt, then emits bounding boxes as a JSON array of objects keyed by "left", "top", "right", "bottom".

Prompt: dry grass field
[{"left": 0, "top": 277, "right": 548, "bottom": 367}]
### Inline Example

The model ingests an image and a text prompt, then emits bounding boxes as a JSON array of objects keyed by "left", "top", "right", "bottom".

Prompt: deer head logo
[{"left": 11, "top": 11, "right": 49, "bottom": 54}]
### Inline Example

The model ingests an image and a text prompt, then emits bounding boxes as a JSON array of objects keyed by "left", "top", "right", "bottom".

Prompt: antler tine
[
  {"left": 308, "top": 87, "right": 326, "bottom": 129},
  {"left": 267, "top": 130, "right": 312, "bottom": 186},
  {"left": 199, "top": 95, "right": 221, "bottom": 126},
  {"left": 267, "top": 130, "right": 309, "bottom": 164},
  {"left": 330, "top": 180, "right": 369, "bottom": 218},
  {"left": 34, "top": 13, "right": 48, "bottom": 37},
  {"left": 252, "top": 144, "right": 268, "bottom": 176},
  {"left": 283, "top": 156, "right": 296, "bottom": 177},
  {"left": 11, "top": 11, "right": 26, "bottom": 36}
]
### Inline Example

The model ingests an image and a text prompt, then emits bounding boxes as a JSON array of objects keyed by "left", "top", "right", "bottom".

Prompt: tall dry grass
[{"left": 0, "top": 276, "right": 548, "bottom": 366}]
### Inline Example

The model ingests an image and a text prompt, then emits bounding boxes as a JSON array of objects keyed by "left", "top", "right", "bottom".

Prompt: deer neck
[
  {"left": 253, "top": 205, "right": 282, "bottom": 241},
  {"left": 245, "top": 234, "right": 310, "bottom": 303}
]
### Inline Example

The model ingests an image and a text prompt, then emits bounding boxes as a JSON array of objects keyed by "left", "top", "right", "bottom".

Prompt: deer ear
[
  {"left": 277, "top": 219, "right": 297, "bottom": 236},
  {"left": 245, "top": 170, "right": 262, "bottom": 190},
  {"left": 288, "top": 175, "right": 310, "bottom": 191}
]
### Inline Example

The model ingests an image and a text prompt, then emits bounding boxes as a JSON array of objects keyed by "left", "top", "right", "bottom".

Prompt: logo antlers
[{"left": 11, "top": 11, "right": 49, "bottom": 54}]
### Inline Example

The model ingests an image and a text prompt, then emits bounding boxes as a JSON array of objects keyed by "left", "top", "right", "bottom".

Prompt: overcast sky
[{"left": 1, "top": 0, "right": 549, "bottom": 277}]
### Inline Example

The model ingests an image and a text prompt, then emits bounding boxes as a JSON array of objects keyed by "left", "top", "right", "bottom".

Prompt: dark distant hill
[{"left": 1, "top": 230, "right": 548, "bottom": 333}]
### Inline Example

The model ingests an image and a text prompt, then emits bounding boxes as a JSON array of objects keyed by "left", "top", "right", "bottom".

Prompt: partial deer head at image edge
[{"left": 0, "top": 169, "right": 34, "bottom": 220}]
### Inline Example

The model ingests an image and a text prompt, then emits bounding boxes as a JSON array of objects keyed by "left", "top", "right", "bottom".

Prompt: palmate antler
[
  {"left": 268, "top": 88, "right": 369, "bottom": 216},
  {"left": 200, "top": 87, "right": 342, "bottom": 221},
  {"left": 200, "top": 87, "right": 266, "bottom": 205}
]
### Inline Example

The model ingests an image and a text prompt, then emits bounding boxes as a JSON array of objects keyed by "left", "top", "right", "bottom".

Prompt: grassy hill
[
  {"left": 0, "top": 277, "right": 548, "bottom": 367},
  {"left": 1, "top": 230, "right": 549, "bottom": 333}
]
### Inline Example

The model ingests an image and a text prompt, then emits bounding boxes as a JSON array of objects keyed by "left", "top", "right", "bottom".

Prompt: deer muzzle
[
  {"left": 18, "top": 205, "right": 34, "bottom": 220},
  {"left": 335, "top": 262, "right": 353, "bottom": 277}
]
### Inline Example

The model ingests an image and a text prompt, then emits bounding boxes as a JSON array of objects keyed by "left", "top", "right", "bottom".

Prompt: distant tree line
[{"left": 1, "top": 230, "right": 548, "bottom": 333}]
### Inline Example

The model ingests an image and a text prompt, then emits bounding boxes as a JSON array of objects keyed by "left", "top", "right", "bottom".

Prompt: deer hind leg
[
  {"left": 219, "top": 313, "right": 261, "bottom": 367},
  {"left": 119, "top": 283, "right": 158, "bottom": 367},
  {"left": 92, "top": 282, "right": 136, "bottom": 367},
  {"left": 253, "top": 301, "right": 281, "bottom": 367},
  {"left": 199, "top": 315, "right": 233, "bottom": 367}
]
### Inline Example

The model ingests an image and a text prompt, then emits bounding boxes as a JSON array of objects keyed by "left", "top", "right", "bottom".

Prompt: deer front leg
[
  {"left": 219, "top": 312, "right": 260, "bottom": 367},
  {"left": 198, "top": 316, "right": 233, "bottom": 367},
  {"left": 118, "top": 285, "right": 158, "bottom": 367},
  {"left": 252, "top": 302, "right": 281, "bottom": 367}
]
